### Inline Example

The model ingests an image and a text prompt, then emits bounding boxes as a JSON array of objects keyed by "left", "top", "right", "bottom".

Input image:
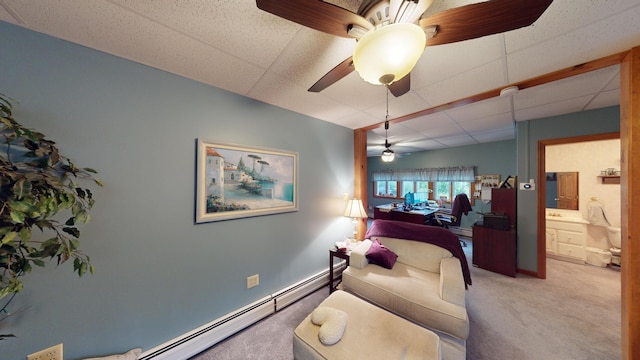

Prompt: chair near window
[{"left": 425, "top": 193, "right": 472, "bottom": 246}]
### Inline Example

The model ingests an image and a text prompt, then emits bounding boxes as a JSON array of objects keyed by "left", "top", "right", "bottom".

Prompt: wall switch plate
[
  {"left": 27, "top": 343, "right": 63, "bottom": 360},
  {"left": 247, "top": 274, "right": 259, "bottom": 288}
]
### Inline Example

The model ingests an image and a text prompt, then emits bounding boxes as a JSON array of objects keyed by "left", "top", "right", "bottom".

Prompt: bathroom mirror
[{"left": 545, "top": 172, "right": 579, "bottom": 210}]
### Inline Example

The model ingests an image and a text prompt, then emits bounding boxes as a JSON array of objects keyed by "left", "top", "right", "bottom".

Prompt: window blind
[{"left": 372, "top": 166, "right": 476, "bottom": 182}]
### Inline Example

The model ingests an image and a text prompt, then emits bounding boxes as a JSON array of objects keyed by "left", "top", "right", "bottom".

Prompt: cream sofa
[{"left": 342, "top": 219, "right": 471, "bottom": 360}]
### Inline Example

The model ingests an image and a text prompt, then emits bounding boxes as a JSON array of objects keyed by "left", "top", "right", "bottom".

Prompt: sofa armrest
[
  {"left": 440, "top": 257, "right": 466, "bottom": 307},
  {"left": 349, "top": 239, "right": 372, "bottom": 269}
]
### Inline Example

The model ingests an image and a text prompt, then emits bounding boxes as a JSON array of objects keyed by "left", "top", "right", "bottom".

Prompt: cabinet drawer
[
  {"left": 558, "top": 243, "right": 585, "bottom": 259},
  {"left": 546, "top": 220, "right": 584, "bottom": 232},
  {"left": 557, "top": 229, "right": 585, "bottom": 245}
]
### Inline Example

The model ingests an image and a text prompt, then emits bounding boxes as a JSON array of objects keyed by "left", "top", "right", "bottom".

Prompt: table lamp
[{"left": 344, "top": 199, "right": 368, "bottom": 240}]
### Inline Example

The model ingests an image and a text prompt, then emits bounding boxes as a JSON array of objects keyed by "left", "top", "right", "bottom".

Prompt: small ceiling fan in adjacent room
[{"left": 256, "top": 0, "right": 553, "bottom": 97}]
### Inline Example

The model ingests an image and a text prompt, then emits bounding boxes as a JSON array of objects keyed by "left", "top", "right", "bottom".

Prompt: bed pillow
[{"left": 366, "top": 239, "right": 398, "bottom": 269}]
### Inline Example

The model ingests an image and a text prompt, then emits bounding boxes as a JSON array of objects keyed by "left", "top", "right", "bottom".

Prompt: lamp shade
[
  {"left": 344, "top": 199, "right": 368, "bottom": 218},
  {"left": 353, "top": 23, "right": 426, "bottom": 85}
]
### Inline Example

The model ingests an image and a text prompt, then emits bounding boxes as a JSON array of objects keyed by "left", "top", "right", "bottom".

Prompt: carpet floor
[{"left": 191, "top": 240, "right": 621, "bottom": 359}]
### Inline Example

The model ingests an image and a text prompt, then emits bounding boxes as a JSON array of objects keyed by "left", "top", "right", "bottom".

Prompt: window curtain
[{"left": 372, "top": 166, "right": 476, "bottom": 182}]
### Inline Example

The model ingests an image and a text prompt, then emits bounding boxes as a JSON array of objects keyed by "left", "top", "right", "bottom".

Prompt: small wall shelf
[{"left": 598, "top": 175, "right": 620, "bottom": 184}]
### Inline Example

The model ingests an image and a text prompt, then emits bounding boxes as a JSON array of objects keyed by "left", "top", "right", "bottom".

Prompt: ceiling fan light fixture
[
  {"left": 353, "top": 23, "right": 426, "bottom": 86},
  {"left": 382, "top": 147, "right": 395, "bottom": 162}
]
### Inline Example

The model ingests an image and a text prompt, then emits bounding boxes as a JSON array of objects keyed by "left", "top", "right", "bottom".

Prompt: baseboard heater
[{"left": 139, "top": 269, "right": 329, "bottom": 360}]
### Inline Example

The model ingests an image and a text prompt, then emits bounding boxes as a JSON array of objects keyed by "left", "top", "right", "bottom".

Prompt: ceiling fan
[{"left": 256, "top": 0, "right": 553, "bottom": 97}]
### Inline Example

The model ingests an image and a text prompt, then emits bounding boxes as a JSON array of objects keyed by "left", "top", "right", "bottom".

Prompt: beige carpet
[
  {"left": 192, "top": 241, "right": 621, "bottom": 360},
  {"left": 466, "top": 256, "right": 620, "bottom": 359}
]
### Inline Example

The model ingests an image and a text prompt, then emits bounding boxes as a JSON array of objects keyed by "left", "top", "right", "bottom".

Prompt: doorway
[{"left": 537, "top": 132, "right": 620, "bottom": 275}]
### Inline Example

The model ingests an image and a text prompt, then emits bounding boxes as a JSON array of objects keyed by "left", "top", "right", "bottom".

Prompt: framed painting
[{"left": 195, "top": 139, "right": 298, "bottom": 223}]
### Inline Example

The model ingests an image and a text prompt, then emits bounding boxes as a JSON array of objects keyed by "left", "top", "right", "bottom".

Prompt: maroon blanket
[{"left": 364, "top": 219, "right": 472, "bottom": 288}]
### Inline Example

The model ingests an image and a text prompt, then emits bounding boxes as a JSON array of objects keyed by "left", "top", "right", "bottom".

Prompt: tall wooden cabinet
[{"left": 472, "top": 188, "right": 517, "bottom": 277}]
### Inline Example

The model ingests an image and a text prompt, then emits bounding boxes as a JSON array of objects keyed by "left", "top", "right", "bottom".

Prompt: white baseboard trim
[
  {"left": 139, "top": 269, "right": 329, "bottom": 360},
  {"left": 273, "top": 271, "right": 328, "bottom": 311}
]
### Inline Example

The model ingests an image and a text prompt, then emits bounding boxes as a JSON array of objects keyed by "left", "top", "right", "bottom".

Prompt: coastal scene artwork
[{"left": 196, "top": 139, "right": 298, "bottom": 223}]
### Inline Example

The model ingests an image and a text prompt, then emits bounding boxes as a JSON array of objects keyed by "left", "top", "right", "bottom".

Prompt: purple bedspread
[{"left": 364, "top": 219, "right": 472, "bottom": 288}]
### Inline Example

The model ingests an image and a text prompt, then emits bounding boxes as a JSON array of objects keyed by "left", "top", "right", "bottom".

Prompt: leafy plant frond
[{"left": 0, "top": 93, "right": 102, "bottom": 304}]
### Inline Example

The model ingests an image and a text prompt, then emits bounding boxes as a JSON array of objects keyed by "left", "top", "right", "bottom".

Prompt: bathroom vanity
[{"left": 545, "top": 216, "right": 588, "bottom": 263}]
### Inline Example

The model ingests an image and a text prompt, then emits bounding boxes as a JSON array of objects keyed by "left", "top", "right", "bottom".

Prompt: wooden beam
[
  {"left": 620, "top": 45, "right": 640, "bottom": 360},
  {"left": 353, "top": 128, "right": 368, "bottom": 239}
]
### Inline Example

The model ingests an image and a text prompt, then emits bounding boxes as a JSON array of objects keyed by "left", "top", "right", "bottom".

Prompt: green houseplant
[{"left": 0, "top": 94, "right": 102, "bottom": 338}]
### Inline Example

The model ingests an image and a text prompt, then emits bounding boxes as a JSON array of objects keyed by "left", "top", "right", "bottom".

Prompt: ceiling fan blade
[
  {"left": 256, "top": 0, "right": 373, "bottom": 38},
  {"left": 388, "top": 74, "right": 411, "bottom": 97},
  {"left": 308, "top": 57, "right": 355, "bottom": 92},
  {"left": 419, "top": 0, "right": 553, "bottom": 46}
]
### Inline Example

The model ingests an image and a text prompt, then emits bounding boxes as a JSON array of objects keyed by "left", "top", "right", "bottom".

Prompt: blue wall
[
  {"left": 367, "top": 139, "right": 517, "bottom": 229},
  {"left": 516, "top": 106, "right": 620, "bottom": 271},
  {"left": 0, "top": 22, "right": 355, "bottom": 359}
]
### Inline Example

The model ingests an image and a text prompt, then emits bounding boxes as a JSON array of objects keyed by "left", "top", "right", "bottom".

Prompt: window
[
  {"left": 373, "top": 180, "right": 472, "bottom": 204},
  {"left": 415, "top": 181, "right": 430, "bottom": 193},
  {"left": 435, "top": 181, "right": 472, "bottom": 204},
  {"left": 375, "top": 180, "right": 397, "bottom": 198},
  {"left": 434, "top": 182, "right": 451, "bottom": 202},
  {"left": 401, "top": 181, "right": 414, "bottom": 196}
]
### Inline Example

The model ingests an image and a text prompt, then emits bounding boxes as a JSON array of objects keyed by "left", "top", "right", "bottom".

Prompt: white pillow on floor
[{"left": 83, "top": 348, "right": 142, "bottom": 360}]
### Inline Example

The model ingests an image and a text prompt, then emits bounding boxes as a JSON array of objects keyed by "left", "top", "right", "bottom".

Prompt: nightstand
[{"left": 329, "top": 248, "right": 350, "bottom": 293}]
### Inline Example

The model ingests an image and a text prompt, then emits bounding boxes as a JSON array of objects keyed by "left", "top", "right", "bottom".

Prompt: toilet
[{"left": 608, "top": 226, "right": 622, "bottom": 266}]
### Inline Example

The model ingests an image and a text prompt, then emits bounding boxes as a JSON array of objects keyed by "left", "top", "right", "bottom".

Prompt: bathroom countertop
[{"left": 545, "top": 216, "right": 589, "bottom": 224}]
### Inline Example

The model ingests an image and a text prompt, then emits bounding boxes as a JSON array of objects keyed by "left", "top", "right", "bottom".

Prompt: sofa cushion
[
  {"left": 350, "top": 239, "right": 372, "bottom": 269},
  {"left": 343, "top": 262, "right": 468, "bottom": 340},
  {"left": 366, "top": 239, "right": 398, "bottom": 269},
  {"left": 373, "top": 237, "right": 453, "bottom": 273}
]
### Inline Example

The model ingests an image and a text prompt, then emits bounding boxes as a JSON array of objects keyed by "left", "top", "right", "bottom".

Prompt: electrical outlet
[
  {"left": 27, "top": 343, "right": 63, "bottom": 360},
  {"left": 247, "top": 274, "right": 259, "bottom": 288}
]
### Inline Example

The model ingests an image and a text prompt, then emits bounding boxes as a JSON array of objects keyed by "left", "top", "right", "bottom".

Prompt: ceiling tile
[
  {"left": 458, "top": 112, "right": 513, "bottom": 133},
  {"left": 412, "top": 34, "right": 503, "bottom": 88},
  {"left": 362, "top": 91, "right": 433, "bottom": 121},
  {"left": 437, "top": 134, "right": 477, "bottom": 147},
  {"left": 514, "top": 66, "right": 619, "bottom": 110},
  {"left": 249, "top": 72, "right": 358, "bottom": 127},
  {"left": 470, "top": 125, "right": 515, "bottom": 143},
  {"left": 515, "top": 95, "right": 595, "bottom": 122},
  {"left": 445, "top": 97, "right": 511, "bottom": 123},
  {"left": 586, "top": 89, "right": 620, "bottom": 110},
  {"left": 267, "top": 28, "right": 356, "bottom": 89},
  {"left": 415, "top": 59, "right": 506, "bottom": 107},
  {"left": 505, "top": 0, "right": 640, "bottom": 54},
  {"left": 111, "top": 0, "right": 301, "bottom": 69},
  {"left": 506, "top": 5, "right": 640, "bottom": 83}
]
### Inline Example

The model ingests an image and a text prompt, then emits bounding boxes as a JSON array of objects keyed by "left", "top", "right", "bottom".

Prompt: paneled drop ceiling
[{"left": 0, "top": 0, "right": 638, "bottom": 157}]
